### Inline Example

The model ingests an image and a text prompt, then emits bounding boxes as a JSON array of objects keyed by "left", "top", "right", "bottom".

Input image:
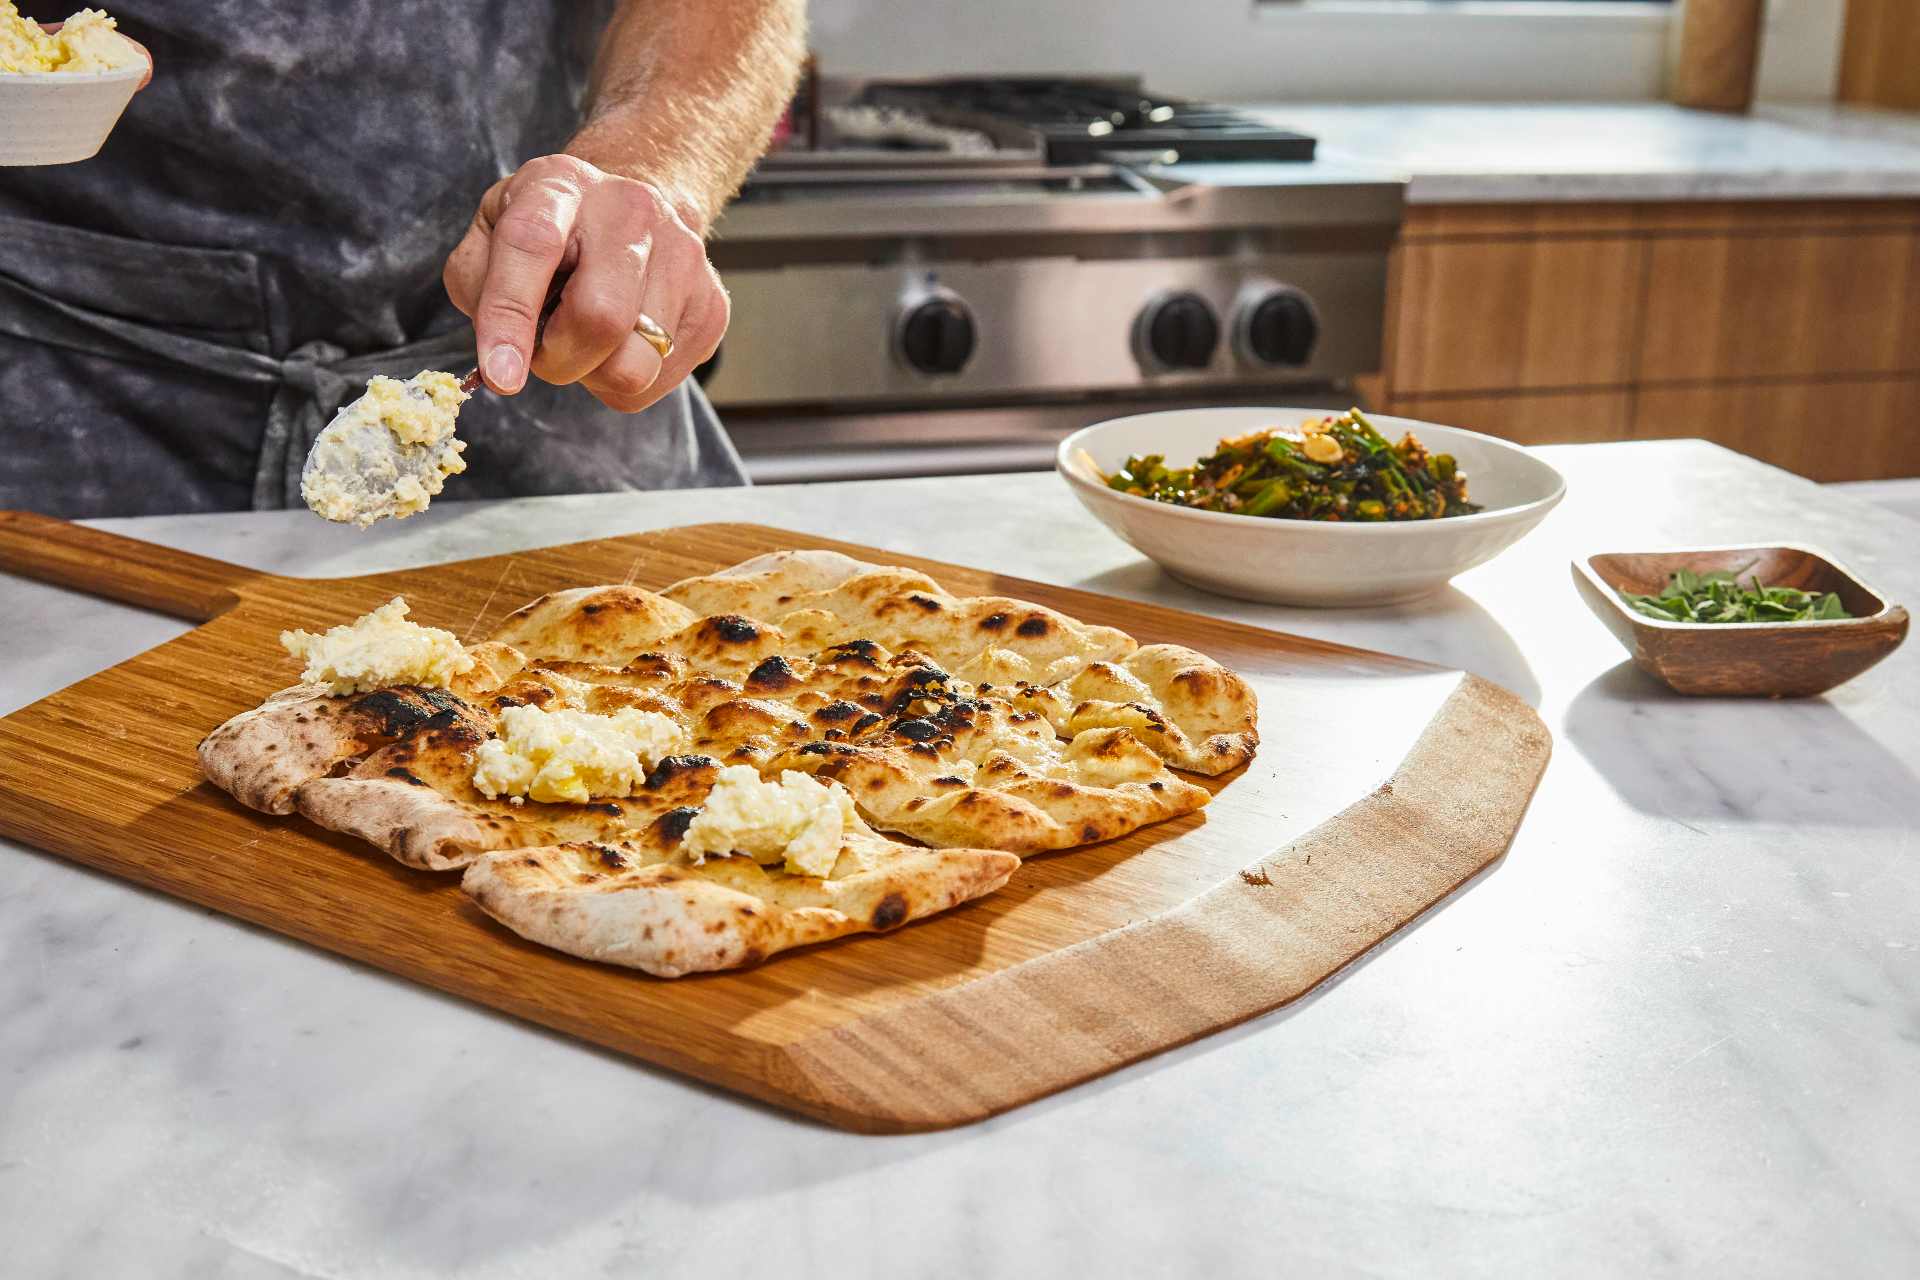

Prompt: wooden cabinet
[
  {"left": 1375, "top": 199, "right": 1920, "bottom": 479},
  {"left": 1842, "top": 0, "right": 1920, "bottom": 112},
  {"left": 1389, "top": 239, "right": 1643, "bottom": 393},
  {"left": 1638, "top": 230, "right": 1920, "bottom": 382},
  {"left": 1635, "top": 377, "right": 1920, "bottom": 483},
  {"left": 1386, "top": 391, "right": 1632, "bottom": 447}
]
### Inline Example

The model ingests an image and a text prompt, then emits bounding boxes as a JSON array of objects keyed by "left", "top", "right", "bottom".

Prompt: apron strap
[{"left": 0, "top": 268, "right": 475, "bottom": 511}]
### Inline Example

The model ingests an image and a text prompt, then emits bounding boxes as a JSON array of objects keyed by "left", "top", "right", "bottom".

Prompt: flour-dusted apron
[{"left": 0, "top": 0, "right": 745, "bottom": 518}]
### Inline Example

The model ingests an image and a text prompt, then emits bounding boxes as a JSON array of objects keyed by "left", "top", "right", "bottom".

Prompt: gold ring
[{"left": 636, "top": 313, "right": 674, "bottom": 360}]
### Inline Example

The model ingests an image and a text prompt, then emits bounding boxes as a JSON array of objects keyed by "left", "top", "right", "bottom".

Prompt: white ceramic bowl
[
  {"left": 1, "top": 58, "right": 145, "bottom": 166},
  {"left": 1058, "top": 407, "right": 1566, "bottom": 607}
]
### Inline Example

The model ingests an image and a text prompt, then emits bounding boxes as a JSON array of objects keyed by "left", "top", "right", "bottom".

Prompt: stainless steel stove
[
  {"left": 702, "top": 76, "right": 1404, "bottom": 483},
  {"left": 855, "top": 77, "right": 1319, "bottom": 165}
]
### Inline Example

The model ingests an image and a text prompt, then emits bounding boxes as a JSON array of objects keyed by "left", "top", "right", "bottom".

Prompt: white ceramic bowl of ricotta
[
  {"left": 1058, "top": 406, "right": 1566, "bottom": 607},
  {"left": 1, "top": 49, "right": 145, "bottom": 165}
]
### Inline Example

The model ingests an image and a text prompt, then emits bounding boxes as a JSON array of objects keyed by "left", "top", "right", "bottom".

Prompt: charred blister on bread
[{"left": 744, "top": 654, "right": 806, "bottom": 694}]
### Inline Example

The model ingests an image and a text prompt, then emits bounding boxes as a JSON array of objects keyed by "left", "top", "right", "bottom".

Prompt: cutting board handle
[{"left": 0, "top": 509, "right": 258, "bottom": 622}]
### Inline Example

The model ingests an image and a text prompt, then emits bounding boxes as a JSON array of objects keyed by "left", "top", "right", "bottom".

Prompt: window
[{"left": 1245, "top": 2, "right": 1673, "bottom": 101}]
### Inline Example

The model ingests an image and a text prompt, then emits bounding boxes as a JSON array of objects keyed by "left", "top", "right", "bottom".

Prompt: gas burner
[
  {"left": 707, "top": 71, "right": 1400, "bottom": 483},
  {"left": 859, "top": 77, "right": 1316, "bottom": 165}
]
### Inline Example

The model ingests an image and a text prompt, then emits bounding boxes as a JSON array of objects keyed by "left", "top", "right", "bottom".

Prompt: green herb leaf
[{"left": 1618, "top": 569, "right": 1854, "bottom": 625}]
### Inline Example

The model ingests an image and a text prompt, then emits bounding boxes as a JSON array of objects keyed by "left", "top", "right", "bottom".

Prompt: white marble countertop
[
  {"left": 1235, "top": 102, "right": 1920, "bottom": 203},
  {"left": 4, "top": 441, "right": 1918, "bottom": 1278}
]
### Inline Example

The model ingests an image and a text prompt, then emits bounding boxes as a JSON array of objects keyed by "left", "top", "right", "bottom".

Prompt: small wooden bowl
[{"left": 1572, "top": 545, "right": 1909, "bottom": 697}]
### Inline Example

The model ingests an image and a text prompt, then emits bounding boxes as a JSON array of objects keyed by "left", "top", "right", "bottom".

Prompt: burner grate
[{"left": 861, "top": 78, "right": 1316, "bottom": 165}]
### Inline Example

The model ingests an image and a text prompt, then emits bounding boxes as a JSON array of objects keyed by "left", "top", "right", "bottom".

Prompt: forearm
[{"left": 567, "top": 0, "right": 806, "bottom": 236}]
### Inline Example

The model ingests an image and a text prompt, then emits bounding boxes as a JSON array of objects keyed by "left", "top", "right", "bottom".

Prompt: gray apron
[{"left": 0, "top": 0, "right": 746, "bottom": 519}]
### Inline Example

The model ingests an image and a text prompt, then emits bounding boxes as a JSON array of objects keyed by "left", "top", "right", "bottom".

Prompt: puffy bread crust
[
  {"left": 491, "top": 585, "right": 698, "bottom": 664},
  {"left": 659, "top": 613, "right": 793, "bottom": 680},
  {"left": 197, "top": 683, "right": 492, "bottom": 815},
  {"left": 538, "top": 652, "right": 691, "bottom": 689},
  {"left": 463, "top": 834, "right": 1019, "bottom": 977},
  {"left": 455, "top": 641, "right": 529, "bottom": 695},
  {"left": 900, "top": 773, "right": 1207, "bottom": 853},
  {"left": 660, "top": 551, "right": 1136, "bottom": 678},
  {"left": 661, "top": 549, "right": 931, "bottom": 612},
  {"left": 778, "top": 735, "right": 1210, "bottom": 855},
  {"left": 293, "top": 742, "right": 722, "bottom": 871},
  {"left": 1121, "top": 643, "right": 1260, "bottom": 773},
  {"left": 294, "top": 776, "right": 500, "bottom": 870},
  {"left": 197, "top": 685, "right": 347, "bottom": 815},
  {"left": 1065, "top": 645, "right": 1259, "bottom": 776}
]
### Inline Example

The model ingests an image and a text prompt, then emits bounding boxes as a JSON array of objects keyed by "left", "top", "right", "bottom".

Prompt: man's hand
[{"left": 443, "top": 155, "right": 728, "bottom": 413}]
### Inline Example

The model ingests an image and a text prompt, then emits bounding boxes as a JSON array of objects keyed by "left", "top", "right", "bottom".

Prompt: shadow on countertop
[
  {"left": 1073, "top": 560, "right": 1543, "bottom": 708},
  {"left": 1564, "top": 661, "right": 1920, "bottom": 830}
]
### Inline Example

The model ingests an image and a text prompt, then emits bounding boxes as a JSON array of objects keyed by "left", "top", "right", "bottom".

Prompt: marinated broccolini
[{"left": 1104, "top": 409, "right": 1480, "bottom": 522}]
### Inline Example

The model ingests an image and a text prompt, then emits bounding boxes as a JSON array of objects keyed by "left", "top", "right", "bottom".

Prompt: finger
[
  {"left": 583, "top": 332, "right": 667, "bottom": 413},
  {"left": 654, "top": 254, "right": 729, "bottom": 383},
  {"left": 588, "top": 257, "right": 728, "bottom": 414},
  {"left": 587, "top": 237, "right": 699, "bottom": 413},
  {"left": 441, "top": 190, "right": 504, "bottom": 319},
  {"left": 634, "top": 228, "right": 699, "bottom": 363},
  {"left": 532, "top": 228, "right": 648, "bottom": 387},
  {"left": 473, "top": 178, "right": 581, "bottom": 394}
]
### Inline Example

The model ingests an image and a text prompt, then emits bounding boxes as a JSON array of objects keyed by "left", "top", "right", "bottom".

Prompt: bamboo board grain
[{"left": 0, "top": 512, "right": 1551, "bottom": 1132}]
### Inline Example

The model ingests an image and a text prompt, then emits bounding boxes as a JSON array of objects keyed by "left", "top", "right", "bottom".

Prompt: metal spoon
[
  {"left": 454, "top": 308, "right": 674, "bottom": 394},
  {"left": 303, "top": 288, "right": 673, "bottom": 527}
]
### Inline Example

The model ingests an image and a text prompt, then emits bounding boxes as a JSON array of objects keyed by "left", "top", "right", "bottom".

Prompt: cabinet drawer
[
  {"left": 1638, "top": 231, "right": 1920, "bottom": 383},
  {"left": 1634, "top": 377, "right": 1920, "bottom": 482},
  {"left": 1388, "top": 390, "right": 1632, "bottom": 446},
  {"left": 1388, "top": 238, "right": 1643, "bottom": 394}
]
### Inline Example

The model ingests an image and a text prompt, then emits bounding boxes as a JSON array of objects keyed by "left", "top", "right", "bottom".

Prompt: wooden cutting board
[{"left": 0, "top": 511, "right": 1550, "bottom": 1132}]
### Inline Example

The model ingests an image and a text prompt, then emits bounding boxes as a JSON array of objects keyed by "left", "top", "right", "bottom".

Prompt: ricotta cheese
[
  {"left": 0, "top": 4, "right": 138, "bottom": 73},
  {"left": 471, "top": 704, "right": 688, "bottom": 805},
  {"left": 280, "top": 597, "right": 474, "bottom": 695},
  {"left": 680, "top": 765, "right": 858, "bottom": 879},
  {"left": 301, "top": 371, "right": 470, "bottom": 528},
  {"left": 358, "top": 371, "right": 467, "bottom": 447}
]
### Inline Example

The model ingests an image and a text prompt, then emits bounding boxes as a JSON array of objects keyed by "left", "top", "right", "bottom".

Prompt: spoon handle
[{"left": 458, "top": 280, "right": 569, "bottom": 395}]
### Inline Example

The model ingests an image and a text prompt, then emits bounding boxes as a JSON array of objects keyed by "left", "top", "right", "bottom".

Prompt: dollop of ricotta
[
  {"left": 302, "top": 371, "right": 469, "bottom": 528},
  {"left": 360, "top": 371, "right": 467, "bottom": 447},
  {"left": 0, "top": 4, "right": 139, "bottom": 74},
  {"left": 471, "top": 705, "right": 687, "bottom": 805},
  {"left": 680, "top": 765, "right": 858, "bottom": 879},
  {"left": 279, "top": 597, "right": 474, "bottom": 694}
]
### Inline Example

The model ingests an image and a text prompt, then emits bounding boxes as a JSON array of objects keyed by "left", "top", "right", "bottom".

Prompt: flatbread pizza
[{"left": 198, "top": 550, "right": 1259, "bottom": 976}]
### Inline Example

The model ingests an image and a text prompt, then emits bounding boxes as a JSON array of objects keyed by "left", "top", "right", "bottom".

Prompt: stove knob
[
  {"left": 1237, "top": 288, "right": 1320, "bottom": 367},
  {"left": 896, "top": 292, "right": 976, "bottom": 376},
  {"left": 1136, "top": 291, "right": 1219, "bottom": 371}
]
